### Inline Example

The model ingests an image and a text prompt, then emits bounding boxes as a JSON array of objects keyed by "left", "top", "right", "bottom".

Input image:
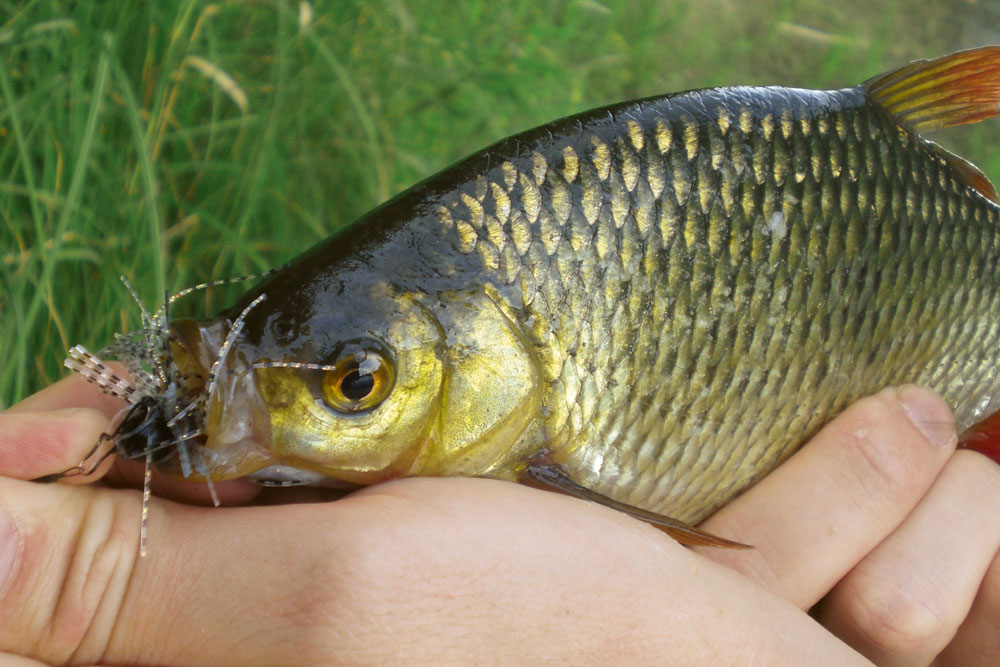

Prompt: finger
[
  {"left": 696, "top": 385, "right": 957, "bottom": 608},
  {"left": 818, "top": 451, "right": 1000, "bottom": 666},
  {"left": 8, "top": 370, "right": 127, "bottom": 420},
  {"left": 0, "top": 408, "right": 113, "bottom": 482},
  {"left": 933, "top": 549, "right": 1000, "bottom": 666},
  {"left": 0, "top": 404, "right": 259, "bottom": 503},
  {"left": 0, "top": 477, "right": 869, "bottom": 664}
]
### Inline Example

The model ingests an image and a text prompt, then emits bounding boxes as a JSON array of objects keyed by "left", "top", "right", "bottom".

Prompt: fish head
[{"left": 169, "top": 276, "right": 541, "bottom": 486}]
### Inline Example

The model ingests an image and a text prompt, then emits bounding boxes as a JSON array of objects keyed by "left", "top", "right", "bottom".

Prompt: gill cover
[{"left": 416, "top": 289, "right": 541, "bottom": 477}]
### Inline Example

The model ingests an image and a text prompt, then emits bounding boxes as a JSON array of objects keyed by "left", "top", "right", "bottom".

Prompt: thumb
[
  {"left": 0, "top": 479, "right": 329, "bottom": 664},
  {"left": 0, "top": 480, "right": 140, "bottom": 664}
]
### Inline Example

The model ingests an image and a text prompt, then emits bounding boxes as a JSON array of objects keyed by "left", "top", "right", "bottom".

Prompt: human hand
[
  {"left": 0, "top": 379, "right": 996, "bottom": 665},
  {"left": 696, "top": 386, "right": 1000, "bottom": 666}
]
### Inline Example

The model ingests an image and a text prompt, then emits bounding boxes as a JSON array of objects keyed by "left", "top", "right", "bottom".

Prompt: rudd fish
[{"left": 59, "top": 47, "right": 1000, "bottom": 549}]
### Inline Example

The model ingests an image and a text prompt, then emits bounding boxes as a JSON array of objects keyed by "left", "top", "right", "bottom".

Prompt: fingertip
[
  {"left": 831, "top": 387, "right": 954, "bottom": 498},
  {"left": 895, "top": 385, "right": 957, "bottom": 450},
  {"left": 0, "top": 408, "right": 111, "bottom": 481}
]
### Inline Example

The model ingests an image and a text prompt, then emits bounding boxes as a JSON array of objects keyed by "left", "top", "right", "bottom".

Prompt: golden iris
[{"left": 321, "top": 349, "right": 394, "bottom": 413}]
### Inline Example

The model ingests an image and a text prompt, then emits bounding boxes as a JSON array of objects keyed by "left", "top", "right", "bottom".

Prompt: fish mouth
[{"left": 168, "top": 317, "right": 278, "bottom": 481}]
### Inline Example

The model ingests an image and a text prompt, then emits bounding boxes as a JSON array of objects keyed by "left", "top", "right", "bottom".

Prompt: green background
[{"left": 2, "top": 0, "right": 998, "bottom": 406}]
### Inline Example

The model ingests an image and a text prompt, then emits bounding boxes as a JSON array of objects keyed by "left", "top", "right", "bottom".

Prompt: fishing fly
[{"left": 40, "top": 272, "right": 273, "bottom": 556}]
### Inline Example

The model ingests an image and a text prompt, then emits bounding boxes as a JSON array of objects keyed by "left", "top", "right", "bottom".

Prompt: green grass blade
[
  {"left": 112, "top": 51, "right": 166, "bottom": 301},
  {"left": 10, "top": 36, "right": 111, "bottom": 400}
]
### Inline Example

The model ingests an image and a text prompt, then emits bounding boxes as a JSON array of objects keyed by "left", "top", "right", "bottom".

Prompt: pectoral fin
[{"left": 524, "top": 463, "right": 751, "bottom": 549}]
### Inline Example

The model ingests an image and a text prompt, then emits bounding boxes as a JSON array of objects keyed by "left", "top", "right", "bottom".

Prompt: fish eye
[{"left": 321, "top": 347, "right": 394, "bottom": 413}]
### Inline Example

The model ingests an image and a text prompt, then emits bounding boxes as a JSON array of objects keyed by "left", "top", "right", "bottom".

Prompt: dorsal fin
[
  {"left": 866, "top": 46, "right": 1000, "bottom": 131},
  {"left": 866, "top": 46, "right": 1000, "bottom": 204}
]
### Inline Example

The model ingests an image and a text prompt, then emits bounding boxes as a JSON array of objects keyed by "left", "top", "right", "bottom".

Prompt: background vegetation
[{"left": 2, "top": 0, "right": 998, "bottom": 405}]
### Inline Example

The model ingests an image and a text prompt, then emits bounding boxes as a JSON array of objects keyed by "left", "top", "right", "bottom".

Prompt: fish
[{"left": 59, "top": 47, "right": 1000, "bottom": 549}]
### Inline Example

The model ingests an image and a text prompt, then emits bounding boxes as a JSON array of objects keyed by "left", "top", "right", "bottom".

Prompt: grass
[{"left": 2, "top": 0, "right": 997, "bottom": 406}]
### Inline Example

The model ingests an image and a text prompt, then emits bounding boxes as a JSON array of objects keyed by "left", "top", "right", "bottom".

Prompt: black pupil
[{"left": 340, "top": 367, "right": 375, "bottom": 401}]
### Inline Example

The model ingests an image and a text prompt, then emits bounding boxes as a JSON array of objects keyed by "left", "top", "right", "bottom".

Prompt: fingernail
[
  {"left": 0, "top": 503, "right": 19, "bottom": 594},
  {"left": 898, "top": 385, "right": 956, "bottom": 447}
]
